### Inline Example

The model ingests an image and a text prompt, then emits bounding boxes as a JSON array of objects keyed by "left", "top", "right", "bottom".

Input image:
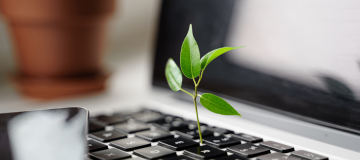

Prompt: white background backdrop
[{"left": 1, "top": 0, "right": 360, "bottom": 108}]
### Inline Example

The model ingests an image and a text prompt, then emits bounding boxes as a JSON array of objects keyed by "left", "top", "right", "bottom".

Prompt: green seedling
[{"left": 165, "top": 24, "right": 244, "bottom": 143}]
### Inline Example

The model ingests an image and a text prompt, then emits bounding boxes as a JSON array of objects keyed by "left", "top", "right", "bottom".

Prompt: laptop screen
[{"left": 152, "top": 0, "right": 360, "bottom": 134}]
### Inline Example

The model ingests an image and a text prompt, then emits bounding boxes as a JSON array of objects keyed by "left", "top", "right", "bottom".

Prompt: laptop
[
  {"left": 3, "top": 0, "right": 360, "bottom": 159},
  {"left": 86, "top": 0, "right": 360, "bottom": 159}
]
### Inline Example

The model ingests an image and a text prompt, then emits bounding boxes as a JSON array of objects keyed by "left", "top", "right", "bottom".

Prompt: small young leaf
[
  {"left": 165, "top": 58, "right": 182, "bottom": 92},
  {"left": 200, "top": 93, "right": 241, "bottom": 116},
  {"left": 200, "top": 46, "right": 245, "bottom": 70},
  {"left": 180, "top": 24, "right": 201, "bottom": 79}
]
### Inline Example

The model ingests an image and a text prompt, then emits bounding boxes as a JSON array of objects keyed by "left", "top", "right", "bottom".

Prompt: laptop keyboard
[{"left": 87, "top": 109, "right": 329, "bottom": 160}]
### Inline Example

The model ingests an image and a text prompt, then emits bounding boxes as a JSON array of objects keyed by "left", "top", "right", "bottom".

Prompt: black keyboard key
[
  {"left": 184, "top": 145, "right": 227, "bottom": 159},
  {"left": 135, "top": 129, "right": 173, "bottom": 142},
  {"left": 204, "top": 135, "right": 241, "bottom": 148},
  {"left": 114, "top": 121, "right": 150, "bottom": 133},
  {"left": 89, "top": 120, "right": 105, "bottom": 133},
  {"left": 110, "top": 137, "right": 151, "bottom": 151},
  {"left": 211, "top": 155, "right": 249, "bottom": 160},
  {"left": 158, "top": 137, "right": 199, "bottom": 151},
  {"left": 206, "top": 127, "right": 234, "bottom": 134},
  {"left": 89, "top": 130, "right": 127, "bottom": 142},
  {"left": 230, "top": 133, "right": 263, "bottom": 143},
  {"left": 210, "top": 154, "right": 250, "bottom": 160},
  {"left": 92, "top": 115, "right": 127, "bottom": 125},
  {"left": 226, "top": 143, "right": 270, "bottom": 158},
  {"left": 131, "top": 111, "right": 164, "bottom": 123},
  {"left": 88, "top": 148, "right": 131, "bottom": 160},
  {"left": 175, "top": 128, "right": 214, "bottom": 139},
  {"left": 184, "top": 120, "right": 208, "bottom": 127},
  {"left": 291, "top": 150, "right": 329, "bottom": 160},
  {"left": 133, "top": 145, "right": 176, "bottom": 159},
  {"left": 112, "top": 111, "right": 135, "bottom": 117},
  {"left": 152, "top": 119, "right": 189, "bottom": 131},
  {"left": 158, "top": 155, "right": 195, "bottom": 160},
  {"left": 257, "top": 153, "right": 302, "bottom": 160},
  {"left": 88, "top": 140, "right": 108, "bottom": 152},
  {"left": 163, "top": 115, "right": 183, "bottom": 123},
  {"left": 259, "top": 141, "right": 294, "bottom": 153}
]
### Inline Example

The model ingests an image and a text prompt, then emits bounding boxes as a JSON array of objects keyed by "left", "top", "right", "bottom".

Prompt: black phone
[{"left": 0, "top": 107, "right": 88, "bottom": 160}]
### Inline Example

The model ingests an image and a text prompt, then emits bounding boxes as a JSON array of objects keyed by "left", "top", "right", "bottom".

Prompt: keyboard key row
[
  {"left": 89, "top": 148, "right": 131, "bottom": 160},
  {"left": 151, "top": 119, "right": 189, "bottom": 131},
  {"left": 89, "top": 109, "right": 165, "bottom": 128},
  {"left": 211, "top": 154, "right": 249, "bottom": 160},
  {"left": 135, "top": 129, "right": 174, "bottom": 142},
  {"left": 227, "top": 143, "right": 270, "bottom": 158},
  {"left": 158, "top": 137, "right": 199, "bottom": 151},
  {"left": 183, "top": 145, "right": 228, "bottom": 159},
  {"left": 88, "top": 140, "right": 108, "bottom": 152},
  {"left": 206, "top": 127, "right": 234, "bottom": 134},
  {"left": 131, "top": 111, "right": 165, "bottom": 123},
  {"left": 110, "top": 137, "right": 151, "bottom": 151},
  {"left": 158, "top": 155, "right": 194, "bottom": 160},
  {"left": 231, "top": 133, "right": 263, "bottom": 143},
  {"left": 203, "top": 135, "right": 240, "bottom": 148},
  {"left": 175, "top": 128, "right": 214, "bottom": 139},
  {"left": 89, "top": 120, "right": 106, "bottom": 133},
  {"left": 89, "top": 130, "right": 127, "bottom": 142},
  {"left": 133, "top": 145, "right": 176, "bottom": 159},
  {"left": 259, "top": 141, "right": 294, "bottom": 153},
  {"left": 257, "top": 152, "right": 302, "bottom": 160},
  {"left": 291, "top": 150, "right": 329, "bottom": 160},
  {"left": 91, "top": 115, "right": 128, "bottom": 125}
]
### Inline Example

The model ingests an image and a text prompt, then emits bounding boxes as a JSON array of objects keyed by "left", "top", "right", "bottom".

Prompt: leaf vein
[
  {"left": 202, "top": 96, "right": 233, "bottom": 113},
  {"left": 168, "top": 71, "right": 180, "bottom": 89},
  {"left": 188, "top": 38, "right": 194, "bottom": 78}
]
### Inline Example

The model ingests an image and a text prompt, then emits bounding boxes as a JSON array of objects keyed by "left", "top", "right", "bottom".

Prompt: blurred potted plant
[{"left": 0, "top": 0, "right": 115, "bottom": 98}]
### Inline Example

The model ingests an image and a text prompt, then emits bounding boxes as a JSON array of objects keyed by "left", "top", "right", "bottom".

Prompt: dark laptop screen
[{"left": 152, "top": 0, "right": 360, "bottom": 134}]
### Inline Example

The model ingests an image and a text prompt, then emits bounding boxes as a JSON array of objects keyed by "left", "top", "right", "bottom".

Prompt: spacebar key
[{"left": 291, "top": 150, "right": 328, "bottom": 160}]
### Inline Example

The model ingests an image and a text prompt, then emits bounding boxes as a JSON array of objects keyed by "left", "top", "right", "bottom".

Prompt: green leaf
[
  {"left": 200, "top": 46, "right": 245, "bottom": 70},
  {"left": 165, "top": 58, "right": 182, "bottom": 91},
  {"left": 200, "top": 93, "right": 241, "bottom": 116},
  {"left": 180, "top": 24, "right": 201, "bottom": 79}
]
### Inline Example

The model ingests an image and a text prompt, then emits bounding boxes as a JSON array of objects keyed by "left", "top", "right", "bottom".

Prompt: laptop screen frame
[{"left": 151, "top": 0, "right": 360, "bottom": 135}]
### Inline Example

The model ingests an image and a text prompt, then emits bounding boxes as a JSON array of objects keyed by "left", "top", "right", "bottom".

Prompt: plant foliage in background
[{"left": 165, "top": 24, "right": 244, "bottom": 143}]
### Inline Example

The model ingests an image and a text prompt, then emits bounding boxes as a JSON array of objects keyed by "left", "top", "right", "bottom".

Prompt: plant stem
[
  {"left": 196, "top": 70, "right": 205, "bottom": 86},
  {"left": 193, "top": 83, "right": 203, "bottom": 144},
  {"left": 193, "top": 70, "right": 205, "bottom": 144},
  {"left": 181, "top": 88, "right": 194, "bottom": 97}
]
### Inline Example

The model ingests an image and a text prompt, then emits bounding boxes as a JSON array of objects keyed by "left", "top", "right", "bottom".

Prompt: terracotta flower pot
[{"left": 0, "top": 0, "right": 115, "bottom": 98}]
